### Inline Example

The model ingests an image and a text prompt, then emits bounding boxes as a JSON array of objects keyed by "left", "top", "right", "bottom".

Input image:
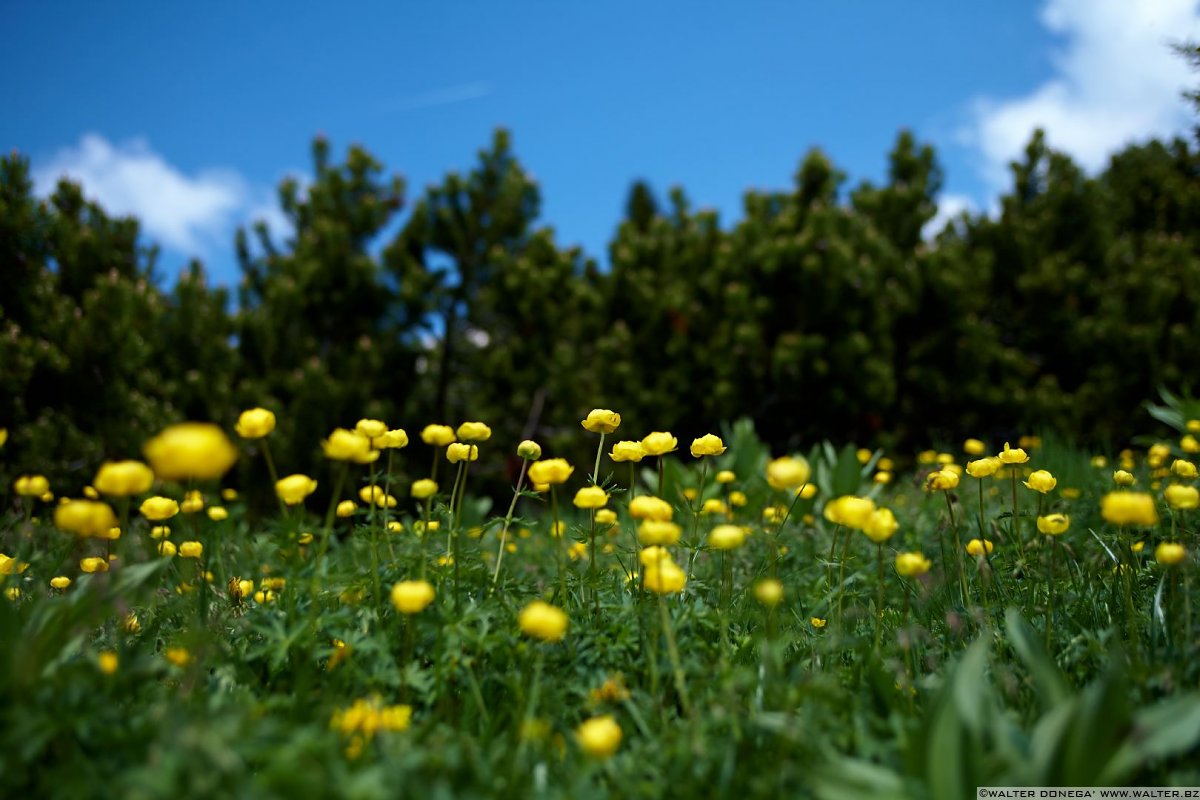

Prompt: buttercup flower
[
  {"left": 180, "top": 490, "right": 205, "bottom": 514},
  {"left": 643, "top": 558, "right": 686, "bottom": 594},
  {"left": 966, "top": 457, "right": 1001, "bottom": 478},
  {"left": 144, "top": 423, "right": 238, "bottom": 481},
  {"left": 894, "top": 552, "right": 932, "bottom": 577},
  {"left": 456, "top": 421, "right": 492, "bottom": 442},
  {"left": 179, "top": 541, "right": 203, "bottom": 559},
  {"left": 637, "top": 520, "right": 682, "bottom": 546},
  {"left": 527, "top": 458, "right": 573, "bottom": 486},
  {"left": 595, "top": 508, "right": 618, "bottom": 527},
  {"left": 1164, "top": 484, "right": 1199, "bottom": 510},
  {"left": 998, "top": 442, "right": 1030, "bottom": 465},
  {"left": 54, "top": 500, "right": 118, "bottom": 538},
  {"left": 517, "top": 440, "right": 542, "bottom": 460},
  {"left": 1023, "top": 470, "right": 1057, "bottom": 493},
  {"left": 823, "top": 496, "right": 876, "bottom": 530},
  {"left": 355, "top": 419, "right": 388, "bottom": 440},
  {"left": 446, "top": 443, "right": 479, "bottom": 463},
  {"left": 966, "top": 539, "right": 994, "bottom": 556},
  {"left": 641, "top": 432, "right": 678, "bottom": 456},
  {"left": 582, "top": 409, "right": 621, "bottom": 434},
  {"left": 690, "top": 434, "right": 726, "bottom": 457},
  {"left": 157, "top": 541, "right": 177, "bottom": 557},
  {"left": 13, "top": 475, "right": 50, "bottom": 497},
  {"left": 519, "top": 600, "right": 568, "bottom": 642},
  {"left": 235, "top": 408, "right": 276, "bottom": 439},
  {"left": 708, "top": 524, "right": 746, "bottom": 550},
  {"left": 963, "top": 438, "right": 986, "bottom": 456},
  {"left": 373, "top": 429, "right": 409, "bottom": 450},
  {"left": 359, "top": 486, "right": 398, "bottom": 508},
  {"left": 766, "top": 456, "right": 810, "bottom": 491},
  {"left": 576, "top": 715, "right": 622, "bottom": 758},
  {"left": 863, "top": 508, "right": 899, "bottom": 543},
  {"left": 420, "top": 424, "right": 457, "bottom": 447},
  {"left": 1155, "top": 542, "right": 1186, "bottom": 566},
  {"left": 322, "top": 429, "right": 375, "bottom": 463},
  {"left": 609, "top": 441, "right": 646, "bottom": 463},
  {"left": 754, "top": 578, "right": 784, "bottom": 607},
  {"left": 1037, "top": 514, "right": 1070, "bottom": 535},
  {"left": 80, "top": 557, "right": 109, "bottom": 574},
  {"left": 629, "top": 495, "right": 673, "bottom": 521},
  {"left": 207, "top": 507, "right": 228, "bottom": 521},
  {"left": 93, "top": 461, "right": 154, "bottom": 497},
  {"left": 391, "top": 580, "right": 436, "bottom": 614},
  {"left": 336, "top": 500, "right": 357, "bottom": 518},
  {"left": 140, "top": 495, "right": 179, "bottom": 521},
  {"left": 573, "top": 486, "right": 608, "bottom": 509},
  {"left": 927, "top": 469, "right": 959, "bottom": 491},
  {"left": 715, "top": 470, "right": 736, "bottom": 484},
  {"left": 1100, "top": 492, "right": 1159, "bottom": 527},
  {"left": 276, "top": 474, "right": 318, "bottom": 506},
  {"left": 1113, "top": 470, "right": 1136, "bottom": 487},
  {"left": 411, "top": 479, "right": 438, "bottom": 499}
]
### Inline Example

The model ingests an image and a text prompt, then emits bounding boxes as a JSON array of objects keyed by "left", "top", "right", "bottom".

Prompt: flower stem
[
  {"left": 945, "top": 492, "right": 968, "bottom": 608},
  {"left": 658, "top": 594, "right": 693, "bottom": 720},
  {"left": 491, "top": 460, "right": 529, "bottom": 592}
]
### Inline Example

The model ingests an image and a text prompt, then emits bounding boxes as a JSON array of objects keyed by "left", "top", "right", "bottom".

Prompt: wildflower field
[{"left": 2, "top": 404, "right": 1200, "bottom": 800}]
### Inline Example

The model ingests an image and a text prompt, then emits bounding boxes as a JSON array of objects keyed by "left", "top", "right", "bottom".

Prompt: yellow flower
[
  {"left": 373, "top": 429, "right": 409, "bottom": 450},
  {"left": 963, "top": 438, "right": 986, "bottom": 456},
  {"left": 1148, "top": 443, "right": 1171, "bottom": 468},
  {"left": 997, "top": 442, "right": 1029, "bottom": 465},
  {"left": 894, "top": 552, "right": 932, "bottom": 577},
  {"left": 595, "top": 508, "right": 618, "bottom": 527},
  {"left": 926, "top": 469, "right": 959, "bottom": 491},
  {"left": 966, "top": 457, "right": 1001, "bottom": 478},
  {"left": 143, "top": 423, "right": 238, "bottom": 481},
  {"left": 690, "top": 433, "right": 726, "bottom": 457},
  {"left": 221, "top": 488, "right": 238, "bottom": 501},
  {"left": 80, "top": 557, "right": 109, "bottom": 574},
  {"left": 1036, "top": 514, "right": 1070, "bottom": 535},
  {"left": 1182, "top": 435, "right": 1200, "bottom": 454},
  {"left": 165, "top": 647, "right": 192, "bottom": 668},
  {"left": 179, "top": 541, "right": 203, "bottom": 559},
  {"left": 1019, "top": 435, "right": 1041, "bottom": 450},
  {"left": 637, "top": 520, "right": 682, "bottom": 546},
  {"left": 446, "top": 443, "right": 479, "bottom": 463},
  {"left": 411, "top": 479, "right": 438, "bottom": 499},
  {"left": 13, "top": 475, "right": 50, "bottom": 497},
  {"left": 207, "top": 507, "right": 228, "bottom": 521},
  {"left": 353, "top": 419, "right": 387, "bottom": 440},
  {"left": 823, "top": 496, "right": 876, "bottom": 530},
  {"left": 276, "top": 474, "right": 318, "bottom": 506},
  {"left": 235, "top": 408, "right": 276, "bottom": 439},
  {"left": 336, "top": 500, "right": 357, "bottom": 518},
  {"left": 157, "top": 540, "right": 177, "bottom": 557},
  {"left": 359, "top": 486, "right": 397, "bottom": 508},
  {"left": 1091, "top": 455, "right": 1109, "bottom": 468},
  {"left": 766, "top": 456, "right": 811, "bottom": 491},
  {"left": 862, "top": 508, "right": 899, "bottom": 543},
  {"left": 754, "top": 579, "right": 784, "bottom": 607},
  {"left": 140, "top": 496, "right": 179, "bottom": 520},
  {"left": 966, "top": 539, "right": 994, "bottom": 556},
  {"left": 1113, "top": 470, "right": 1136, "bottom": 487},
  {"left": 519, "top": 600, "right": 568, "bottom": 642},
  {"left": 1164, "top": 484, "right": 1199, "bottom": 510},
  {"left": 0, "top": 554, "right": 29, "bottom": 576},
  {"left": 1100, "top": 492, "right": 1159, "bottom": 527},
  {"left": 1061, "top": 487, "right": 1081, "bottom": 499},
  {"left": 180, "top": 490, "right": 205, "bottom": 514},
  {"left": 810, "top": 617, "right": 827, "bottom": 629},
  {"left": 708, "top": 524, "right": 746, "bottom": 550},
  {"left": 581, "top": 409, "right": 621, "bottom": 434},
  {"left": 573, "top": 486, "right": 608, "bottom": 509},
  {"left": 640, "top": 432, "right": 678, "bottom": 456},
  {"left": 0, "top": 428, "right": 5, "bottom": 447},
  {"left": 517, "top": 440, "right": 542, "bottom": 460},
  {"left": 93, "top": 460, "right": 154, "bottom": 497},
  {"left": 729, "top": 490, "right": 747, "bottom": 507},
  {"left": 643, "top": 558, "right": 686, "bottom": 594},
  {"left": 1023, "top": 470, "right": 1057, "bottom": 494},
  {"left": 97, "top": 652, "right": 118, "bottom": 675},
  {"left": 874, "top": 471, "right": 893, "bottom": 485},
  {"left": 54, "top": 500, "right": 119, "bottom": 537},
  {"left": 527, "top": 458, "right": 573, "bottom": 486},
  {"left": 50, "top": 576, "right": 72, "bottom": 590},
  {"left": 601, "top": 441, "right": 645, "bottom": 467},
  {"left": 715, "top": 470, "right": 736, "bottom": 485},
  {"left": 1171, "top": 459, "right": 1198, "bottom": 479},
  {"left": 420, "top": 424, "right": 457, "bottom": 446},
  {"left": 576, "top": 715, "right": 622, "bottom": 758},
  {"left": 123, "top": 612, "right": 141, "bottom": 633},
  {"left": 629, "top": 495, "right": 673, "bottom": 521},
  {"left": 456, "top": 421, "right": 492, "bottom": 442},
  {"left": 1155, "top": 542, "right": 1186, "bottom": 566},
  {"left": 322, "top": 429, "right": 375, "bottom": 463},
  {"left": 567, "top": 541, "right": 588, "bottom": 561},
  {"left": 917, "top": 450, "right": 937, "bottom": 465},
  {"left": 391, "top": 580, "right": 436, "bottom": 614}
]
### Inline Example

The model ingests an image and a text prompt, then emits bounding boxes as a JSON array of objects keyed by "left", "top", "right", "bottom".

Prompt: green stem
[
  {"left": 658, "top": 594, "right": 693, "bottom": 719},
  {"left": 592, "top": 432, "right": 605, "bottom": 486},
  {"left": 553, "top": 487, "right": 565, "bottom": 604},
  {"left": 1044, "top": 536, "right": 1055, "bottom": 653},
  {"left": 873, "top": 543, "right": 885, "bottom": 653},
  {"left": 261, "top": 439, "right": 287, "bottom": 516},
  {"left": 491, "top": 460, "right": 530, "bottom": 591},
  {"left": 946, "top": 492, "right": 968, "bottom": 608}
]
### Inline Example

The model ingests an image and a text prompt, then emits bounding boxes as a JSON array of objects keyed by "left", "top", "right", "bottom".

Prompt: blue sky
[{"left": 3, "top": 1, "right": 1197, "bottom": 285}]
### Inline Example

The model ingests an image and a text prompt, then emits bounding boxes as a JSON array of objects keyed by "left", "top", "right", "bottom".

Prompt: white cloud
[
  {"left": 922, "top": 193, "right": 976, "bottom": 239},
  {"left": 965, "top": 0, "right": 1199, "bottom": 190},
  {"left": 33, "top": 134, "right": 295, "bottom": 257}
]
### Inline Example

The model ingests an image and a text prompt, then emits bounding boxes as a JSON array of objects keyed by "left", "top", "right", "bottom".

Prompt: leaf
[
  {"left": 1005, "top": 608, "right": 1068, "bottom": 708},
  {"left": 1099, "top": 694, "right": 1200, "bottom": 784}
]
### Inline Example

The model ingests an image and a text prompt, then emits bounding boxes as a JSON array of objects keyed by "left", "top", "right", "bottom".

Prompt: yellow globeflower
[
  {"left": 420, "top": 424, "right": 456, "bottom": 446},
  {"left": 629, "top": 495, "right": 673, "bottom": 521},
  {"left": 641, "top": 432, "right": 678, "bottom": 456},
  {"left": 997, "top": 442, "right": 1029, "bottom": 465},
  {"left": 391, "top": 580, "right": 436, "bottom": 614},
  {"left": 80, "top": 557, "right": 109, "bottom": 574},
  {"left": 336, "top": 500, "right": 357, "bottom": 518},
  {"left": 54, "top": 500, "right": 118, "bottom": 538},
  {"left": 527, "top": 458, "right": 573, "bottom": 486},
  {"left": 690, "top": 434, "right": 726, "bottom": 457},
  {"left": 576, "top": 715, "right": 622, "bottom": 758},
  {"left": 708, "top": 524, "right": 746, "bottom": 550},
  {"left": 50, "top": 576, "right": 72, "bottom": 590},
  {"left": 754, "top": 578, "right": 784, "bottom": 607},
  {"left": 863, "top": 508, "right": 899, "bottom": 543},
  {"left": 1182, "top": 435, "right": 1200, "bottom": 454},
  {"left": 573, "top": 486, "right": 608, "bottom": 509},
  {"left": 609, "top": 441, "right": 646, "bottom": 463},
  {"left": 322, "top": 429, "right": 375, "bottom": 463},
  {"left": 1036, "top": 514, "right": 1070, "bottom": 535},
  {"left": 963, "top": 438, "right": 986, "bottom": 456},
  {"left": 93, "top": 461, "right": 154, "bottom": 497},
  {"left": 157, "top": 540, "right": 177, "bottom": 557},
  {"left": 355, "top": 419, "right": 388, "bottom": 440},
  {"left": 518, "top": 600, "right": 569, "bottom": 642},
  {"left": 180, "top": 490, "right": 205, "bottom": 514},
  {"left": 966, "top": 457, "right": 1001, "bottom": 478},
  {"left": 0, "top": 428, "right": 6, "bottom": 447},
  {"left": 729, "top": 490, "right": 748, "bottom": 507},
  {"left": 143, "top": 423, "right": 238, "bottom": 481},
  {"left": 926, "top": 469, "right": 959, "bottom": 491},
  {"left": 1113, "top": 470, "right": 1136, "bottom": 487},
  {"left": 207, "top": 507, "right": 228, "bottom": 521},
  {"left": 966, "top": 539, "right": 994, "bottom": 556},
  {"left": 141, "top": 496, "right": 179, "bottom": 521},
  {"left": 373, "top": 429, "right": 409, "bottom": 450},
  {"left": 1164, "top": 484, "right": 1199, "bottom": 510},
  {"left": 359, "top": 486, "right": 398, "bottom": 508},
  {"left": 581, "top": 409, "right": 621, "bottom": 434},
  {"left": 715, "top": 470, "right": 736, "bottom": 484},
  {"left": 235, "top": 408, "right": 276, "bottom": 439},
  {"left": 1171, "top": 459, "right": 1198, "bottom": 479},
  {"left": 456, "top": 421, "right": 492, "bottom": 442},
  {"left": 13, "top": 475, "right": 50, "bottom": 497},
  {"left": 411, "top": 479, "right": 438, "bottom": 499},
  {"left": 823, "top": 496, "right": 876, "bottom": 530},
  {"left": 517, "top": 440, "right": 542, "bottom": 460},
  {"left": 447, "top": 443, "right": 479, "bottom": 463},
  {"left": 1100, "top": 492, "right": 1159, "bottom": 527},
  {"left": 1155, "top": 542, "right": 1186, "bottom": 566},
  {"left": 637, "top": 520, "right": 682, "bottom": 546},
  {"left": 766, "top": 456, "right": 810, "bottom": 491},
  {"left": 894, "top": 552, "right": 932, "bottom": 577},
  {"left": 276, "top": 474, "right": 318, "bottom": 506},
  {"left": 179, "top": 541, "right": 204, "bottom": 559},
  {"left": 1023, "top": 470, "right": 1057, "bottom": 494},
  {"left": 644, "top": 558, "right": 686, "bottom": 594},
  {"left": 595, "top": 508, "right": 618, "bottom": 527}
]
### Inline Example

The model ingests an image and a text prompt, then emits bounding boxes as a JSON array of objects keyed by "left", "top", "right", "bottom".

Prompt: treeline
[{"left": 2, "top": 127, "right": 1199, "bottom": 498}]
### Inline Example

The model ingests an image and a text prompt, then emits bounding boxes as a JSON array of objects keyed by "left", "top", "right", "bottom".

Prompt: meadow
[{"left": 1, "top": 408, "right": 1199, "bottom": 799}]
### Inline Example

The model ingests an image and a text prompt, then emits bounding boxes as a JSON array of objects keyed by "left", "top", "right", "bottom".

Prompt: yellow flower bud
[
  {"left": 527, "top": 458, "right": 573, "bottom": 485},
  {"left": 690, "top": 433, "right": 726, "bottom": 458},
  {"left": 411, "top": 479, "right": 438, "bottom": 499},
  {"left": 629, "top": 495, "right": 673, "bottom": 521},
  {"left": 336, "top": 500, "right": 357, "bottom": 518},
  {"left": 1036, "top": 514, "right": 1070, "bottom": 535},
  {"left": 573, "top": 486, "right": 608, "bottom": 509},
  {"left": 966, "top": 539, "right": 994, "bottom": 556},
  {"left": 637, "top": 519, "right": 682, "bottom": 546},
  {"left": 640, "top": 432, "right": 678, "bottom": 456},
  {"left": 766, "top": 456, "right": 810, "bottom": 491},
  {"left": 13, "top": 475, "right": 50, "bottom": 497},
  {"left": 518, "top": 600, "right": 568, "bottom": 642},
  {"left": 93, "top": 460, "right": 154, "bottom": 497},
  {"left": 894, "top": 552, "right": 932, "bottom": 577},
  {"left": 143, "top": 422, "right": 238, "bottom": 481},
  {"left": 963, "top": 438, "right": 986, "bottom": 456},
  {"left": 823, "top": 496, "right": 876, "bottom": 530},
  {"left": 1023, "top": 470, "right": 1057, "bottom": 494},
  {"left": 420, "top": 424, "right": 456, "bottom": 446},
  {"left": 1155, "top": 542, "right": 1186, "bottom": 566},
  {"left": 276, "top": 474, "right": 318, "bottom": 506},
  {"left": 446, "top": 443, "right": 479, "bottom": 463},
  {"left": 708, "top": 524, "right": 746, "bottom": 550},
  {"left": 1164, "top": 484, "right": 1199, "bottom": 510},
  {"left": 391, "top": 580, "right": 436, "bottom": 614},
  {"left": 322, "top": 429, "right": 374, "bottom": 463},
  {"left": 754, "top": 578, "right": 784, "bottom": 607},
  {"left": 235, "top": 408, "right": 276, "bottom": 439},
  {"left": 179, "top": 541, "right": 203, "bottom": 559},
  {"left": 609, "top": 441, "right": 645, "bottom": 462},
  {"left": 576, "top": 715, "right": 622, "bottom": 758},
  {"left": 862, "top": 508, "right": 899, "bottom": 543},
  {"left": 581, "top": 409, "right": 621, "bottom": 434},
  {"left": 517, "top": 440, "right": 542, "bottom": 460},
  {"left": 1100, "top": 492, "right": 1159, "bottom": 527},
  {"left": 1113, "top": 470, "right": 1136, "bottom": 487},
  {"left": 455, "top": 421, "right": 492, "bottom": 442}
]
